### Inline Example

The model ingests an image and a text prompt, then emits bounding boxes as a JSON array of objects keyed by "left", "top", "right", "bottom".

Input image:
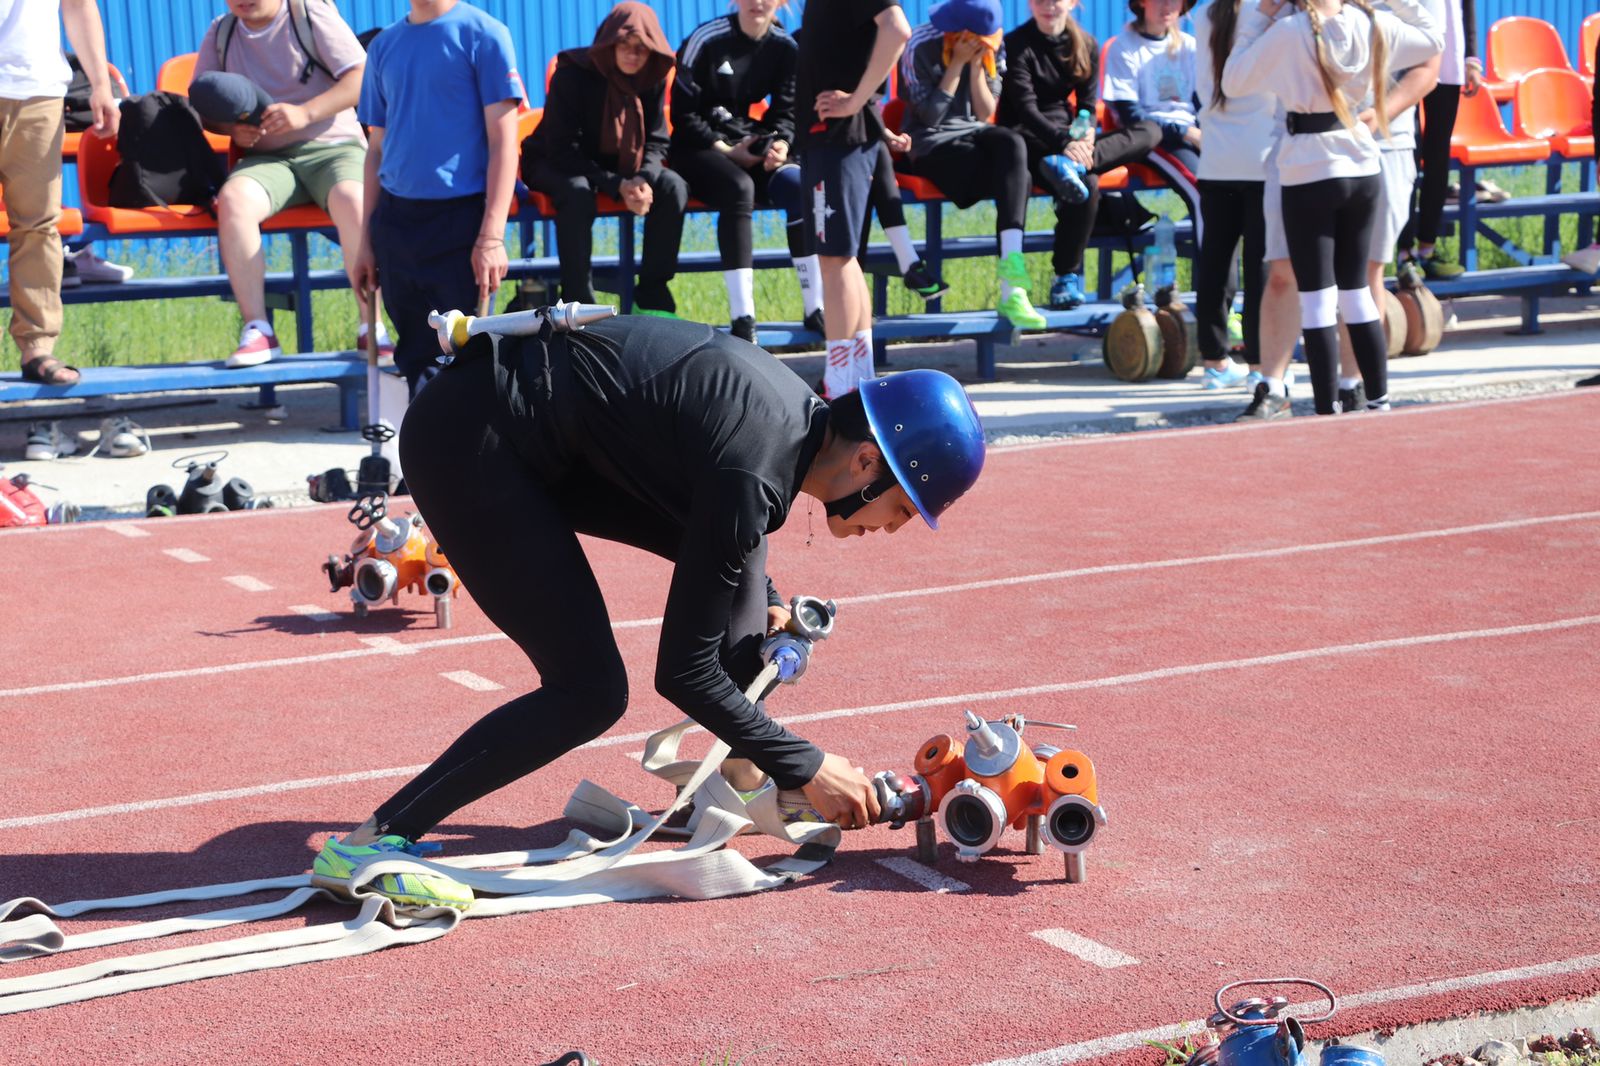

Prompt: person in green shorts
[{"left": 192, "top": 0, "right": 389, "bottom": 368}]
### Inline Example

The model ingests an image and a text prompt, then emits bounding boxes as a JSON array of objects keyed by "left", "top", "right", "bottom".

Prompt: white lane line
[
  {"left": 359, "top": 636, "right": 416, "bottom": 655},
  {"left": 624, "top": 751, "right": 644, "bottom": 762},
  {"left": 1030, "top": 928, "right": 1138, "bottom": 968},
  {"left": 5, "top": 612, "right": 1600, "bottom": 830},
  {"left": 440, "top": 670, "right": 502, "bottom": 692},
  {"left": 105, "top": 524, "right": 150, "bottom": 539},
  {"left": 5, "top": 510, "right": 1597, "bottom": 701},
  {"left": 162, "top": 548, "right": 209, "bottom": 564},
  {"left": 289, "top": 604, "right": 338, "bottom": 623},
  {"left": 975, "top": 953, "right": 1600, "bottom": 1066},
  {"left": 224, "top": 575, "right": 273, "bottom": 592},
  {"left": 875, "top": 857, "right": 970, "bottom": 893}
]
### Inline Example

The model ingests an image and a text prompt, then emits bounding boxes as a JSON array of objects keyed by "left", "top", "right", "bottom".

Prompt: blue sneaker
[
  {"left": 1203, "top": 362, "right": 1251, "bottom": 390},
  {"left": 1049, "top": 272, "right": 1087, "bottom": 309},
  {"left": 1041, "top": 155, "right": 1089, "bottom": 204}
]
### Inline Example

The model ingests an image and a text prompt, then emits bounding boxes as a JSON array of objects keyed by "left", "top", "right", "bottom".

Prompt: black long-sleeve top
[
  {"left": 670, "top": 14, "right": 797, "bottom": 153},
  {"left": 998, "top": 19, "right": 1101, "bottom": 157},
  {"left": 521, "top": 52, "right": 671, "bottom": 197},
  {"left": 488, "top": 315, "right": 829, "bottom": 789}
]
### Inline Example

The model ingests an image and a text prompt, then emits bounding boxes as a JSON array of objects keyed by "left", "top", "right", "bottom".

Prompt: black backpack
[
  {"left": 108, "top": 92, "right": 226, "bottom": 210},
  {"left": 63, "top": 55, "right": 96, "bottom": 132}
]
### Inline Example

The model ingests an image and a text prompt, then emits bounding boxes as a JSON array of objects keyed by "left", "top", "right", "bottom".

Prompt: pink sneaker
[
  {"left": 356, "top": 326, "right": 396, "bottom": 368},
  {"left": 227, "top": 323, "right": 280, "bottom": 368}
]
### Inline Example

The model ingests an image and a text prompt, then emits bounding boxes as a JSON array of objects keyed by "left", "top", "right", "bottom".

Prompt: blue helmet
[{"left": 859, "top": 370, "right": 985, "bottom": 530}]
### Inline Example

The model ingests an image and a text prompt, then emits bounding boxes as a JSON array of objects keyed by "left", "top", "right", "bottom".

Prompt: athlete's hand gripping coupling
[{"left": 759, "top": 595, "right": 837, "bottom": 683}]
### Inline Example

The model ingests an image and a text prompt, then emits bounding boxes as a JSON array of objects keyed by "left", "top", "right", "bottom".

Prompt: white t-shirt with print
[
  {"left": 1103, "top": 23, "right": 1199, "bottom": 131},
  {"left": 0, "top": 0, "right": 72, "bottom": 100}
]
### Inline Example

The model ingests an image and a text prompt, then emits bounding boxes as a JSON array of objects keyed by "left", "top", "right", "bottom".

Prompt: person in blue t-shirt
[{"left": 354, "top": 0, "right": 523, "bottom": 392}]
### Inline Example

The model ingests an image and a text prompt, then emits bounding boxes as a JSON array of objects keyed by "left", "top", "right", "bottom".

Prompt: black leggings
[
  {"left": 1028, "top": 120, "right": 1161, "bottom": 276},
  {"left": 1196, "top": 179, "right": 1265, "bottom": 363},
  {"left": 902, "top": 125, "right": 1029, "bottom": 233},
  {"left": 671, "top": 148, "right": 807, "bottom": 267},
  {"left": 1400, "top": 81, "right": 1461, "bottom": 249},
  {"left": 523, "top": 158, "right": 689, "bottom": 304},
  {"left": 1282, "top": 174, "right": 1387, "bottom": 415},
  {"left": 374, "top": 355, "right": 769, "bottom": 840}
]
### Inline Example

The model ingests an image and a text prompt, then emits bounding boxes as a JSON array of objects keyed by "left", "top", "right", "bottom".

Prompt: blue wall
[{"left": 102, "top": 0, "right": 1598, "bottom": 106}]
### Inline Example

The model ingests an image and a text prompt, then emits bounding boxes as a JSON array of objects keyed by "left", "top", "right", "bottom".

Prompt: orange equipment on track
[{"left": 321, "top": 493, "right": 460, "bottom": 628}]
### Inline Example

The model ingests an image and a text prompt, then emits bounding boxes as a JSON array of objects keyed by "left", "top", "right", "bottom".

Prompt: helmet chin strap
[{"left": 823, "top": 474, "right": 900, "bottom": 520}]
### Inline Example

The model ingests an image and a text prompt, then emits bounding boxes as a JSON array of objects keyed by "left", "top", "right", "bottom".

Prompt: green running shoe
[
  {"left": 997, "top": 288, "right": 1047, "bottom": 329},
  {"left": 313, "top": 834, "right": 474, "bottom": 911}
]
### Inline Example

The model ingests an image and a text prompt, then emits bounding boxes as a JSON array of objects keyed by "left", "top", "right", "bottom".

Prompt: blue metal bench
[{"left": 1407, "top": 262, "right": 1595, "bottom": 334}]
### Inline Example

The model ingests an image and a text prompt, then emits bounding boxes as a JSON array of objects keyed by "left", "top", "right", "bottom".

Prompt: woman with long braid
[{"left": 1223, "top": 0, "right": 1439, "bottom": 415}]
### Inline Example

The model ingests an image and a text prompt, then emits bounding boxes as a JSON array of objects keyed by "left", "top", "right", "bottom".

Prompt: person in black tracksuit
[
  {"left": 999, "top": 8, "right": 1161, "bottom": 310},
  {"left": 521, "top": 3, "right": 688, "bottom": 314},
  {"left": 324, "top": 314, "right": 986, "bottom": 903},
  {"left": 669, "top": 5, "right": 805, "bottom": 342},
  {"left": 1398, "top": 0, "right": 1478, "bottom": 279}
]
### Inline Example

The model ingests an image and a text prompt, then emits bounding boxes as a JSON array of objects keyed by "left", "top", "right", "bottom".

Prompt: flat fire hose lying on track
[{"left": 0, "top": 601, "right": 844, "bottom": 1015}]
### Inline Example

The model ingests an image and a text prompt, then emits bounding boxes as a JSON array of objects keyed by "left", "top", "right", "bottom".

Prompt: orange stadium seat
[
  {"left": 1484, "top": 17, "right": 1574, "bottom": 103},
  {"left": 1582, "top": 13, "right": 1600, "bottom": 78},
  {"left": 1512, "top": 68, "right": 1595, "bottom": 160},
  {"left": 0, "top": 185, "right": 84, "bottom": 239},
  {"left": 1449, "top": 81, "right": 1551, "bottom": 166},
  {"left": 155, "top": 52, "right": 232, "bottom": 151},
  {"left": 880, "top": 97, "right": 945, "bottom": 201},
  {"left": 75, "top": 126, "right": 217, "bottom": 234},
  {"left": 62, "top": 62, "right": 128, "bottom": 160}
]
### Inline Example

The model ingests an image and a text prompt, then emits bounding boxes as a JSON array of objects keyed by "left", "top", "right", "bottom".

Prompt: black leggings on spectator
[
  {"left": 1028, "top": 121, "right": 1161, "bottom": 277},
  {"left": 1399, "top": 81, "right": 1460, "bottom": 249},
  {"left": 902, "top": 125, "right": 1029, "bottom": 233},
  {"left": 1593, "top": 34, "right": 1600, "bottom": 245},
  {"left": 524, "top": 158, "right": 689, "bottom": 306},
  {"left": 374, "top": 354, "right": 770, "bottom": 840},
  {"left": 1282, "top": 175, "right": 1387, "bottom": 415},
  {"left": 671, "top": 149, "right": 807, "bottom": 267},
  {"left": 1196, "top": 179, "right": 1265, "bottom": 364}
]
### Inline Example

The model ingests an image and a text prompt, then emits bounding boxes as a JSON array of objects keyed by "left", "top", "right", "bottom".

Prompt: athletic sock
[
  {"left": 851, "top": 328, "right": 875, "bottom": 388},
  {"left": 794, "top": 255, "right": 824, "bottom": 316},
  {"left": 1301, "top": 326, "right": 1341, "bottom": 415},
  {"left": 998, "top": 230, "right": 1025, "bottom": 298},
  {"left": 1265, "top": 377, "right": 1288, "bottom": 397},
  {"left": 244, "top": 318, "right": 273, "bottom": 336},
  {"left": 884, "top": 225, "right": 919, "bottom": 274},
  {"left": 1338, "top": 375, "right": 1361, "bottom": 390},
  {"left": 823, "top": 338, "right": 854, "bottom": 400},
  {"left": 724, "top": 268, "right": 755, "bottom": 321}
]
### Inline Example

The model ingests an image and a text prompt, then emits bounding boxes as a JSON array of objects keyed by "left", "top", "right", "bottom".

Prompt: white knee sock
[
  {"left": 724, "top": 268, "right": 755, "bottom": 320},
  {"left": 794, "top": 255, "right": 824, "bottom": 316},
  {"left": 884, "top": 225, "right": 919, "bottom": 272},
  {"left": 824, "top": 338, "right": 854, "bottom": 400},
  {"left": 852, "top": 328, "right": 875, "bottom": 388},
  {"left": 999, "top": 229, "right": 1025, "bottom": 298}
]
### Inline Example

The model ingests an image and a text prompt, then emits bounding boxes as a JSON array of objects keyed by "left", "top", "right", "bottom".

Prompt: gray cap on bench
[{"left": 189, "top": 71, "right": 273, "bottom": 127}]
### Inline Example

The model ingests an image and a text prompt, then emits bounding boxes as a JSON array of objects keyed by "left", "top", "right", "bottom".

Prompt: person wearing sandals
[
  {"left": 522, "top": 3, "right": 688, "bottom": 318},
  {"left": 897, "top": 0, "right": 1048, "bottom": 331},
  {"left": 1, "top": 0, "right": 120, "bottom": 403},
  {"left": 999, "top": 0, "right": 1161, "bottom": 311}
]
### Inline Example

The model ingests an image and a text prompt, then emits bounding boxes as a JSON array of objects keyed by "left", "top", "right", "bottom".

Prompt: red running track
[{"left": 2, "top": 391, "right": 1598, "bottom": 1065}]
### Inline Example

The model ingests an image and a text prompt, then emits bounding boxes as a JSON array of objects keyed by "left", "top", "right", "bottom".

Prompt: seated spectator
[
  {"left": 999, "top": 0, "right": 1161, "bottom": 310},
  {"left": 1561, "top": 26, "right": 1600, "bottom": 278},
  {"left": 194, "top": 0, "right": 388, "bottom": 369},
  {"left": 1102, "top": 0, "right": 1204, "bottom": 244},
  {"left": 523, "top": 2, "right": 687, "bottom": 316},
  {"left": 897, "top": 0, "right": 1047, "bottom": 329}
]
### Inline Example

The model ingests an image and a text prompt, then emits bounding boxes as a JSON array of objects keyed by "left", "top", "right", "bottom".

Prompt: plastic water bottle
[
  {"left": 1068, "top": 108, "right": 1094, "bottom": 142},
  {"left": 1150, "top": 215, "right": 1177, "bottom": 292}
]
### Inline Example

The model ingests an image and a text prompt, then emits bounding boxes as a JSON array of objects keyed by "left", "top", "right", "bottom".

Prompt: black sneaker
[
  {"left": 1577, "top": 371, "right": 1600, "bottom": 387},
  {"left": 1337, "top": 381, "right": 1367, "bottom": 413},
  {"left": 730, "top": 315, "right": 756, "bottom": 343},
  {"left": 1235, "top": 382, "right": 1292, "bottom": 422},
  {"left": 802, "top": 308, "right": 826, "bottom": 335},
  {"left": 901, "top": 259, "right": 948, "bottom": 301},
  {"left": 60, "top": 257, "right": 81, "bottom": 290}
]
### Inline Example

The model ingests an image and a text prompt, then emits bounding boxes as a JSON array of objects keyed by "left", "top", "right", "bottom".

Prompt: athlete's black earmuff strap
[{"left": 823, "top": 474, "right": 900, "bottom": 520}]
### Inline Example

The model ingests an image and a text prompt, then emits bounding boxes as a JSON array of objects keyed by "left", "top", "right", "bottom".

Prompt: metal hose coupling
[
  {"left": 759, "top": 595, "right": 837, "bottom": 684},
  {"left": 427, "top": 300, "right": 618, "bottom": 355}
]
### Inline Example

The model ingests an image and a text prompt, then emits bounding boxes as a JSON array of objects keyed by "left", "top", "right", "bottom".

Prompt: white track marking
[
  {"left": 289, "top": 604, "right": 338, "bottom": 623},
  {"left": 162, "top": 548, "right": 209, "bottom": 564},
  {"left": 1030, "top": 928, "right": 1138, "bottom": 968},
  {"left": 105, "top": 524, "right": 149, "bottom": 538},
  {"left": 359, "top": 636, "right": 416, "bottom": 655},
  {"left": 224, "top": 575, "right": 272, "bottom": 592},
  {"left": 7, "top": 613, "right": 1598, "bottom": 831},
  {"left": 624, "top": 751, "right": 644, "bottom": 762},
  {"left": 5, "top": 511, "right": 1597, "bottom": 701},
  {"left": 440, "top": 670, "right": 502, "bottom": 692},
  {"left": 976, "top": 953, "right": 1600, "bottom": 1066},
  {"left": 876, "top": 857, "right": 971, "bottom": 893}
]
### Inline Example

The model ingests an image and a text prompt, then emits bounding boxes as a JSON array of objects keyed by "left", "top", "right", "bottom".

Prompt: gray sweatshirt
[{"left": 897, "top": 22, "right": 1004, "bottom": 162}]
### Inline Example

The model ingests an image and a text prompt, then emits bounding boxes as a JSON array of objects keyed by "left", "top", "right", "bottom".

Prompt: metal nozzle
[
  {"left": 426, "top": 301, "right": 618, "bottom": 354},
  {"left": 965, "top": 711, "right": 1002, "bottom": 758}
]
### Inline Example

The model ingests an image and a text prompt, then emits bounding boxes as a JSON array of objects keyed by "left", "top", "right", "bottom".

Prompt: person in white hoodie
[{"left": 1222, "top": 0, "right": 1439, "bottom": 415}]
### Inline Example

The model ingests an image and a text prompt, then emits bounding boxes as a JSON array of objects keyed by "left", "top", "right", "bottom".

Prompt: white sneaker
[
  {"left": 1562, "top": 244, "right": 1600, "bottom": 275},
  {"left": 227, "top": 323, "right": 281, "bottom": 368},
  {"left": 24, "top": 421, "right": 77, "bottom": 461},
  {"left": 86, "top": 415, "right": 151, "bottom": 458},
  {"left": 68, "top": 248, "right": 135, "bottom": 284}
]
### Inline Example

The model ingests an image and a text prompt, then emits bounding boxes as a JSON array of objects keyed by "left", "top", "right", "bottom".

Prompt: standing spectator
[
  {"left": 795, "top": 0, "right": 911, "bottom": 399},
  {"left": 355, "top": 0, "right": 521, "bottom": 395},
  {"left": 1, "top": 0, "right": 118, "bottom": 404},
  {"left": 1001, "top": 0, "right": 1161, "bottom": 311},
  {"left": 1561, "top": 25, "right": 1600, "bottom": 279},
  {"left": 193, "top": 0, "right": 388, "bottom": 368},
  {"left": 523, "top": 3, "right": 687, "bottom": 318},
  {"left": 669, "top": 0, "right": 804, "bottom": 342},
  {"left": 897, "top": 0, "right": 1047, "bottom": 331},
  {"left": 1396, "top": 0, "right": 1477, "bottom": 279}
]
